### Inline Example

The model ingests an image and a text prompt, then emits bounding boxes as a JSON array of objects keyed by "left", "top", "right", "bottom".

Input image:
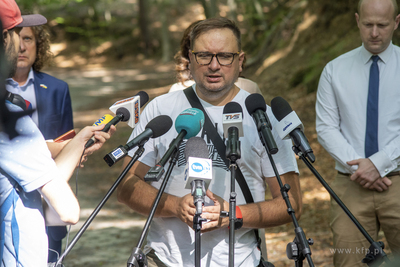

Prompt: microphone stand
[
  {"left": 228, "top": 161, "right": 238, "bottom": 267},
  {"left": 226, "top": 128, "right": 241, "bottom": 267},
  {"left": 53, "top": 145, "right": 146, "bottom": 267},
  {"left": 127, "top": 138, "right": 182, "bottom": 267},
  {"left": 191, "top": 180, "right": 207, "bottom": 267},
  {"left": 294, "top": 147, "right": 390, "bottom": 267},
  {"left": 265, "top": 151, "right": 315, "bottom": 267}
]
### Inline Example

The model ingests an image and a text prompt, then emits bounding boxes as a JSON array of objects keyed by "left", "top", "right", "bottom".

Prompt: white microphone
[
  {"left": 109, "top": 91, "right": 149, "bottom": 128},
  {"left": 223, "top": 102, "right": 243, "bottom": 161},
  {"left": 272, "top": 110, "right": 304, "bottom": 140},
  {"left": 271, "top": 96, "right": 315, "bottom": 162},
  {"left": 183, "top": 137, "right": 212, "bottom": 215},
  {"left": 184, "top": 137, "right": 212, "bottom": 190}
]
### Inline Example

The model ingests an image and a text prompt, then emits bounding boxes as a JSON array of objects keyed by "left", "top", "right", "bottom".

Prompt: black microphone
[
  {"left": 144, "top": 108, "right": 205, "bottom": 182},
  {"left": 271, "top": 96, "right": 315, "bottom": 163},
  {"left": 245, "top": 93, "right": 278, "bottom": 155},
  {"left": 223, "top": 102, "right": 243, "bottom": 161},
  {"left": 103, "top": 115, "right": 173, "bottom": 167}
]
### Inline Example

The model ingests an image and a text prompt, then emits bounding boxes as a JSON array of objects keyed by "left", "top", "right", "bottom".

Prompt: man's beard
[{"left": 6, "top": 38, "right": 18, "bottom": 78}]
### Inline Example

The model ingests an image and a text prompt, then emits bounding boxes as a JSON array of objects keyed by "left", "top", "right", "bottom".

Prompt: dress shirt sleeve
[
  {"left": 369, "top": 140, "right": 400, "bottom": 177},
  {"left": 315, "top": 64, "right": 360, "bottom": 173}
]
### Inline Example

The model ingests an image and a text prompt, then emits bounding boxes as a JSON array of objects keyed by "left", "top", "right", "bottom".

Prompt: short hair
[
  {"left": 175, "top": 18, "right": 245, "bottom": 85},
  {"left": 30, "top": 25, "right": 53, "bottom": 71},
  {"left": 190, "top": 17, "right": 241, "bottom": 51},
  {"left": 358, "top": 0, "right": 399, "bottom": 19}
]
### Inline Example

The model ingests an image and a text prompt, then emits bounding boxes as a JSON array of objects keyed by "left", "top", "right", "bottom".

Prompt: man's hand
[
  {"left": 368, "top": 177, "right": 392, "bottom": 192},
  {"left": 347, "top": 158, "right": 380, "bottom": 188},
  {"left": 201, "top": 190, "right": 229, "bottom": 232},
  {"left": 176, "top": 193, "right": 196, "bottom": 229}
]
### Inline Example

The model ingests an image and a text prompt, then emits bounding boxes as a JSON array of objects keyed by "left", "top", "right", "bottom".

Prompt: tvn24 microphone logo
[{"left": 190, "top": 160, "right": 211, "bottom": 174}]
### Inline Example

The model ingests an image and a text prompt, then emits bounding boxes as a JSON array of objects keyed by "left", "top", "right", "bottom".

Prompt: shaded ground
[{"left": 50, "top": 61, "right": 389, "bottom": 267}]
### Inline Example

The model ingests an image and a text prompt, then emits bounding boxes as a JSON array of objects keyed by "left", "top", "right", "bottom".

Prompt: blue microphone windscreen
[{"left": 175, "top": 108, "right": 205, "bottom": 139}]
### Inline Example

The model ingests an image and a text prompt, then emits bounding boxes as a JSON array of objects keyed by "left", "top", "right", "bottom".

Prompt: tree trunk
[
  {"left": 139, "top": 0, "right": 151, "bottom": 55},
  {"left": 159, "top": 0, "right": 171, "bottom": 62}
]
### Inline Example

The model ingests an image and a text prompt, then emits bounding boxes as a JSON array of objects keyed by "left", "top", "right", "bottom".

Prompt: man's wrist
[{"left": 234, "top": 206, "right": 243, "bottom": 230}]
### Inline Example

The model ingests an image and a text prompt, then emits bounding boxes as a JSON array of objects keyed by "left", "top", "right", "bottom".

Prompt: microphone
[
  {"left": 271, "top": 96, "right": 315, "bottom": 163},
  {"left": 144, "top": 108, "right": 205, "bottom": 182},
  {"left": 103, "top": 115, "right": 173, "bottom": 167},
  {"left": 85, "top": 91, "right": 150, "bottom": 149},
  {"left": 245, "top": 93, "right": 278, "bottom": 155},
  {"left": 109, "top": 91, "right": 149, "bottom": 128},
  {"left": 183, "top": 137, "right": 212, "bottom": 215},
  {"left": 223, "top": 102, "right": 243, "bottom": 161},
  {"left": 85, "top": 114, "right": 115, "bottom": 148}
]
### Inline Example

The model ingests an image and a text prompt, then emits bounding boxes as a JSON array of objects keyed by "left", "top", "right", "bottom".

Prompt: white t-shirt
[
  {"left": 169, "top": 77, "right": 261, "bottom": 95},
  {"left": 127, "top": 86, "right": 298, "bottom": 266},
  {"left": 0, "top": 103, "right": 58, "bottom": 267}
]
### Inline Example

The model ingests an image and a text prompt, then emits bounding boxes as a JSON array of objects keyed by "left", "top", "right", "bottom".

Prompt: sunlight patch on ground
[
  {"left": 65, "top": 208, "right": 146, "bottom": 231},
  {"left": 71, "top": 219, "right": 146, "bottom": 231},
  {"left": 50, "top": 42, "right": 67, "bottom": 56},
  {"left": 303, "top": 187, "right": 330, "bottom": 202},
  {"left": 90, "top": 41, "right": 113, "bottom": 56},
  {"left": 54, "top": 55, "right": 88, "bottom": 68},
  {"left": 86, "top": 86, "right": 115, "bottom": 96},
  {"left": 72, "top": 108, "right": 111, "bottom": 124}
]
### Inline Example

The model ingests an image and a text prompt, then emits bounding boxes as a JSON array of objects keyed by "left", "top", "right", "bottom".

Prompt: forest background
[{"left": 15, "top": 0, "right": 400, "bottom": 266}]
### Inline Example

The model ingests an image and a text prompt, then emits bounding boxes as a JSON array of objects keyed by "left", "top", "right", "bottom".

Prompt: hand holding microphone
[{"left": 85, "top": 91, "right": 150, "bottom": 148}]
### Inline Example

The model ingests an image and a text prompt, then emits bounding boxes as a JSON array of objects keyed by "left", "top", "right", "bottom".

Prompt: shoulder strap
[{"left": 183, "top": 87, "right": 262, "bottom": 248}]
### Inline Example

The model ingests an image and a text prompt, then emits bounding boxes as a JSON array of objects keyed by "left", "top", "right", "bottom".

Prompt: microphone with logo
[
  {"left": 126, "top": 109, "right": 205, "bottom": 267},
  {"left": 184, "top": 137, "right": 212, "bottom": 215},
  {"left": 85, "top": 91, "right": 150, "bottom": 148},
  {"left": 109, "top": 91, "right": 149, "bottom": 128},
  {"left": 104, "top": 115, "right": 173, "bottom": 167},
  {"left": 144, "top": 108, "right": 205, "bottom": 182},
  {"left": 84, "top": 114, "right": 116, "bottom": 148},
  {"left": 245, "top": 93, "right": 278, "bottom": 155},
  {"left": 271, "top": 96, "right": 315, "bottom": 163},
  {"left": 223, "top": 102, "right": 243, "bottom": 162}
]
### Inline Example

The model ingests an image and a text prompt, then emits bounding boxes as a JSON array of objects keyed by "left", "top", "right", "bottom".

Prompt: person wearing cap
[
  {"left": 5, "top": 22, "right": 74, "bottom": 263},
  {"left": 1, "top": 1, "right": 115, "bottom": 266}
]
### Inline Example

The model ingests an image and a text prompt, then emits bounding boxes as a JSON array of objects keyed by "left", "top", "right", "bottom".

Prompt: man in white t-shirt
[{"left": 117, "top": 17, "right": 302, "bottom": 267}]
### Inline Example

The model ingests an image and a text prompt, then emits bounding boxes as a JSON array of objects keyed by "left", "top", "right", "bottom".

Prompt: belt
[{"left": 338, "top": 171, "right": 400, "bottom": 177}]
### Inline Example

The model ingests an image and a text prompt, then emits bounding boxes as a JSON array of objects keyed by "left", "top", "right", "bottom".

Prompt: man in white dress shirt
[{"left": 316, "top": 0, "right": 400, "bottom": 266}]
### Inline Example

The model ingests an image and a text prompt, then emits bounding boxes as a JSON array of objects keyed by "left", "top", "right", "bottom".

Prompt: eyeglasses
[{"left": 191, "top": 51, "right": 240, "bottom": 66}]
